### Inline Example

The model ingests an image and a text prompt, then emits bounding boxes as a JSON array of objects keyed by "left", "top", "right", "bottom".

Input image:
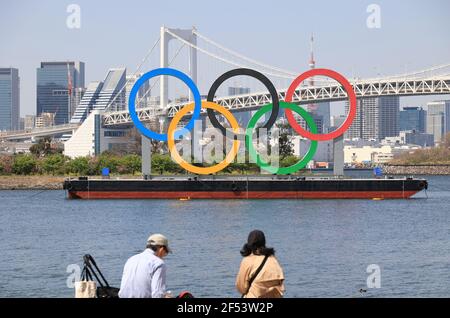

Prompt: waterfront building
[
  {"left": 399, "top": 106, "right": 426, "bottom": 133},
  {"left": 0, "top": 67, "right": 20, "bottom": 131},
  {"left": 36, "top": 61, "right": 85, "bottom": 125},
  {"left": 426, "top": 100, "right": 450, "bottom": 143},
  {"left": 70, "top": 68, "right": 126, "bottom": 124},
  {"left": 382, "top": 131, "right": 434, "bottom": 148},
  {"left": 65, "top": 110, "right": 130, "bottom": 158},
  {"left": 24, "top": 115, "right": 35, "bottom": 130},
  {"left": 35, "top": 112, "right": 55, "bottom": 128},
  {"left": 228, "top": 87, "right": 250, "bottom": 96},
  {"left": 345, "top": 96, "right": 399, "bottom": 141},
  {"left": 126, "top": 73, "right": 150, "bottom": 108},
  {"left": 18, "top": 117, "right": 24, "bottom": 130},
  {"left": 344, "top": 144, "right": 420, "bottom": 165},
  {"left": 293, "top": 136, "right": 333, "bottom": 163}
]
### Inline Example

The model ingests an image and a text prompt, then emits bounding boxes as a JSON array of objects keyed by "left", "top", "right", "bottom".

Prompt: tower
[
  {"left": 307, "top": 34, "right": 317, "bottom": 114},
  {"left": 142, "top": 26, "right": 198, "bottom": 177}
]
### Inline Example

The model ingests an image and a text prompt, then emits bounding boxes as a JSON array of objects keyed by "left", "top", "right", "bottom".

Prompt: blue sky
[{"left": 1, "top": 0, "right": 449, "bottom": 116}]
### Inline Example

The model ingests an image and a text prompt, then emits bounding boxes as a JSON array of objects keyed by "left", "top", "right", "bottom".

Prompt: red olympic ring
[{"left": 284, "top": 68, "right": 357, "bottom": 141}]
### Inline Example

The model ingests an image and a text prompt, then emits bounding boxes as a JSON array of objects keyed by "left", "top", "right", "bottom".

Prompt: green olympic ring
[{"left": 246, "top": 101, "right": 318, "bottom": 175}]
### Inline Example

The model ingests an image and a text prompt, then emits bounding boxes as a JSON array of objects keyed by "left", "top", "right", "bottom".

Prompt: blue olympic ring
[{"left": 128, "top": 68, "right": 202, "bottom": 142}]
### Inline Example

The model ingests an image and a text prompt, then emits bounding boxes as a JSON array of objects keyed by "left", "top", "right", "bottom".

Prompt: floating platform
[{"left": 63, "top": 176, "right": 428, "bottom": 200}]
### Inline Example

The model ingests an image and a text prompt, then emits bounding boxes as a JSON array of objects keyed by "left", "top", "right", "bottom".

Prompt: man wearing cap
[{"left": 118, "top": 234, "right": 171, "bottom": 298}]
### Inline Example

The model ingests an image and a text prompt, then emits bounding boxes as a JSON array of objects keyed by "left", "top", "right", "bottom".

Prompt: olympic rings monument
[
  {"left": 135, "top": 27, "right": 346, "bottom": 178},
  {"left": 62, "top": 27, "right": 428, "bottom": 200}
]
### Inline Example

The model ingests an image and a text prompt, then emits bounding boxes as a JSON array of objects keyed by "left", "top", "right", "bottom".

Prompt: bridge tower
[{"left": 142, "top": 26, "right": 198, "bottom": 177}]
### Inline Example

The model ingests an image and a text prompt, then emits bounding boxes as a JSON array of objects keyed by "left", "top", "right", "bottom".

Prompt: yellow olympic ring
[{"left": 167, "top": 101, "right": 240, "bottom": 175}]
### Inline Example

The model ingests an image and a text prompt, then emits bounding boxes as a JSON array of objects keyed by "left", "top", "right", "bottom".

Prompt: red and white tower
[{"left": 307, "top": 34, "right": 317, "bottom": 113}]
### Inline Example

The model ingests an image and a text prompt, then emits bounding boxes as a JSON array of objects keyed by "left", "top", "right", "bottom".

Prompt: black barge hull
[{"left": 63, "top": 177, "right": 428, "bottom": 200}]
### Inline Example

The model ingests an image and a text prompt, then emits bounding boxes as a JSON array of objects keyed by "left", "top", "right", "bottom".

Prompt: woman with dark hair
[{"left": 236, "top": 230, "right": 285, "bottom": 298}]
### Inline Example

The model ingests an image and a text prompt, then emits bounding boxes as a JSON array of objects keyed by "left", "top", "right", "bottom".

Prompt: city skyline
[{"left": 1, "top": 0, "right": 450, "bottom": 116}]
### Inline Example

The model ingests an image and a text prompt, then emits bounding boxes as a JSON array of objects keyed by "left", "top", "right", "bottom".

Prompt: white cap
[{"left": 147, "top": 233, "right": 171, "bottom": 253}]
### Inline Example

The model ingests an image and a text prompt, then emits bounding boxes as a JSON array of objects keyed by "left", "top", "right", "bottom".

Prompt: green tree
[
  {"left": 225, "top": 162, "right": 248, "bottom": 174},
  {"left": 120, "top": 154, "right": 141, "bottom": 175},
  {"left": 392, "top": 132, "right": 450, "bottom": 164},
  {"left": 12, "top": 155, "right": 37, "bottom": 175},
  {"left": 152, "top": 154, "right": 180, "bottom": 174},
  {"left": 87, "top": 156, "right": 100, "bottom": 175},
  {"left": 41, "top": 154, "right": 66, "bottom": 175},
  {"left": 278, "top": 132, "right": 294, "bottom": 160},
  {"left": 67, "top": 157, "right": 90, "bottom": 175},
  {"left": 96, "top": 152, "right": 120, "bottom": 174},
  {"left": 29, "top": 137, "right": 54, "bottom": 156},
  {"left": 273, "top": 123, "right": 295, "bottom": 160},
  {"left": 281, "top": 155, "right": 300, "bottom": 168},
  {"left": 0, "top": 156, "right": 13, "bottom": 175}
]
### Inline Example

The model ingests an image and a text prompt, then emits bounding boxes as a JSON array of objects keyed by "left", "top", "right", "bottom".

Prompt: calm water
[{"left": 0, "top": 175, "right": 449, "bottom": 298}]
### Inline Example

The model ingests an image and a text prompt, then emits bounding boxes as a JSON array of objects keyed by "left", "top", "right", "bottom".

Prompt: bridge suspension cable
[
  {"left": 166, "top": 29, "right": 297, "bottom": 80},
  {"left": 193, "top": 30, "right": 299, "bottom": 78},
  {"left": 135, "top": 42, "right": 188, "bottom": 106},
  {"left": 104, "top": 36, "right": 160, "bottom": 111},
  {"left": 366, "top": 63, "right": 450, "bottom": 82}
]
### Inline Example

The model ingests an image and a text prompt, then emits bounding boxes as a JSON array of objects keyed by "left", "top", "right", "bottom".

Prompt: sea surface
[{"left": 0, "top": 175, "right": 449, "bottom": 298}]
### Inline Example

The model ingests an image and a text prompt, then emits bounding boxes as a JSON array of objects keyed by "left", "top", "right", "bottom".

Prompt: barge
[{"left": 63, "top": 176, "right": 428, "bottom": 200}]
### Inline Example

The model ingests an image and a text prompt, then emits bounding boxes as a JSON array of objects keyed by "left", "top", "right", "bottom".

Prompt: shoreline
[
  {"left": 383, "top": 164, "right": 450, "bottom": 175},
  {"left": 0, "top": 167, "right": 449, "bottom": 190},
  {"left": 0, "top": 176, "right": 65, "bottom": 190}
]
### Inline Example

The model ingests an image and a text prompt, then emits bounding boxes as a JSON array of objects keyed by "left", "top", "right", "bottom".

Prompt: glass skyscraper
[
  {"left": 315, "top": 102, "right": 331, "bottom": 132},
  {"left": 426, "top": 100, "right": 450, "bottom": 143},
  {"left": 345, "top": 96, "right": 399, "bottom": 140},
  {"left": 0, "top": 68, "right": 20, "bottom": 131},
  {"left": 70, "top": 68, "right": 127, "bottom": 124},
  {"left": 36, "top": 61, "right": 85, "bottom": 125},
  {"left": 399, "top": 107, "right": 426, "bottom": 132}
]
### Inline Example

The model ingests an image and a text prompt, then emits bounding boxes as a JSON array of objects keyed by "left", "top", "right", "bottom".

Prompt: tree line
[
  {"left": 392, "top": 133, "right": 450, "bottom": 165},
  {"left": 0, "top": 128, "right": 301, "bottom": 176},
  {"left": 0, "top": 152, "right": 305, "bottom": 176}
]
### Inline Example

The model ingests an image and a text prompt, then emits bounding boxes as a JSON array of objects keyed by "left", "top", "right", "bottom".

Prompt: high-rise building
[
  {"left": 345, "top": 99, "right": 363, "bottom": 140},
  {"left": 24, "top": 115, "right": 35, "bottom": 130},
  {"left": 70, "top": 82, "right": 103, "bottom": 124},
  {"left": 315, "top": 102, "right": 331, "bottom": 132},
  {"left": 345, "top": 96, "right": 399, "bottom": 140},
  {"left": 70, "top": 68, "right": 126, "bottom": 124},
  {"left": 36, "top": 61, "right": 85, "bottom": 125},
  {"left": 378, "top": 96, "right": 399, "bottom": 140},
  {"left": 296, "top": 113, "right": 324, "bottom": 134},
  {"left": 0, "top": 67, "right": 20, "bottom": 131},
  {"left": 228, "top": 87, "right": 250, "bottom": 96},
  {"left": 126, "top": 73, "right": 150, "bottom": 108},
  {"left": 399, "top": 107, "right": 426, "bottom": 133},
  {"left": 330, "top": 115, "right": 346, "bottom": 130},
  {"left": 92, "top": 68, "right": 126, "bottom": 112},
  {"left": 426, "top": 100, "right": 450, "bottom": 143},
  {"left": 19, "top": 117, "right": 25, "bottom": 130},
  {"left": 72, "top": 87, "right": 86, "bottom": 118},
  {"left": 35, "top": 112, "right": 55, "bottom": 128}
]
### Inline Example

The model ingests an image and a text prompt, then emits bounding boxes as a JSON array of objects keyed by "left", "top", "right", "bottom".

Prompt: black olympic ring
[{"left": 206, "top": 68, "right": 280, "bottom": 140}]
